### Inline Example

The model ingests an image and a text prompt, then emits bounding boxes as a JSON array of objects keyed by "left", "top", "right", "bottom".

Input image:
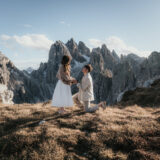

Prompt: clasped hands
[{"left": 71, "top": 79, "right": 78, "bottom": 84}]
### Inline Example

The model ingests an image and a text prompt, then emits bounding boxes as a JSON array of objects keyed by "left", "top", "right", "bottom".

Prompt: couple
[{"left": 51, "top": 55, "right": 106, "bottom": 114}]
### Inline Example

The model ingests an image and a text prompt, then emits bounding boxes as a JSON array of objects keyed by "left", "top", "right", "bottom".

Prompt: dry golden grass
[
  {"left": 120, "top": 79, "right": 160, "bottom": 107},
  {"left": 0, "top": 102, "right": 160, "bottom": 160}
]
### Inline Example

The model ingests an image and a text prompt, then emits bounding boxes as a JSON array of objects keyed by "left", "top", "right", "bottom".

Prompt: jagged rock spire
[{"left": 66, "top": 38, "right": 86, "bottom": 62}]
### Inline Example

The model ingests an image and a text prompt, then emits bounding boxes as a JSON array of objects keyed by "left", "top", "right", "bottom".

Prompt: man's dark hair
[{"left": 84, "top": 64, "right": 93, "bottom": 72}]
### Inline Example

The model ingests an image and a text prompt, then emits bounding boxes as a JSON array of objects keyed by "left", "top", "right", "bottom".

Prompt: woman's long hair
[{"left": 61, "top": 55, "right": 71, "bottom": 75}]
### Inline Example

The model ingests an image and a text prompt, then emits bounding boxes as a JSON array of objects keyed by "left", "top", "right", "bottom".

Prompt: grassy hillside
[
  {"left": 120, "top": 79, "right": 160, "bottom": 107},
  {"left": 0, "top": 102, "right": 160, "bottom": 160}
]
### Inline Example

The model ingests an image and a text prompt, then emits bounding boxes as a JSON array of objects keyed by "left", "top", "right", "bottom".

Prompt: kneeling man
[{"left": 73, "top": 64, "right": 106, "bottom": 112}]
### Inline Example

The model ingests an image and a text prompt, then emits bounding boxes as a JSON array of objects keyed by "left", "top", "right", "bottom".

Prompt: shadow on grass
[
  {"left": 0, "top": 109, "right": 93, "bottom": 138},
  {"left": 0, "top": 126, "right": 51, "bottom": 159}
]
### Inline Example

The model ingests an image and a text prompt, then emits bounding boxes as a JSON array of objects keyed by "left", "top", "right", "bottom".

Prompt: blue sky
[{"left": 0, "top": 0, "right": 160, "bottom": 69}]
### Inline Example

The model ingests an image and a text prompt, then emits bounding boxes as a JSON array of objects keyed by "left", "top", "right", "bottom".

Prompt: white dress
[{"left": 51, "top": 80, "right": 74, "bottom": 107}]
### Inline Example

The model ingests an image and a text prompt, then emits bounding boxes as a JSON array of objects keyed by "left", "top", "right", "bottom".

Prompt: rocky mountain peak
[
  {"left": 101, "top": 44, "right": 108, "bottom": 50},
  {"left": 24, "top": 67, "right": 34, "bottom": 74},
  {"left": 90, "top": 47, "right": 104, "bottom": 72},
  {"left": 101, "top": 44, "right": 111, "bottom": 56},
  {"left": 66, "top": 38, "right": 86, "bottom": 63},
  {"left": 0, "top": 51, "right": 10, "bottom": 63},
  {"left": 1, "top": 39, "right": 160, "bottom": 106},
  {"left": 48, "top": 41, "right": 71, "bottom": 63},
  {"left": 0, "top": 51, "right": 48, "bottom": 103},
  {"left": 0, "top": 52, "right": 17, "bottom": 85},
  {"left": 100, "top": 44, "right": 114, "bottom": 57},
  {"left": 111, "top": 50, "right": 120, "bottom": 62},
  {"left": 78, "top": 41, "right": 85, "bottom": 47},
  {"left": 148, "top": 51, "right": 160, "bottom": 63},
  {"left": 127, "top": 53, "right": 145, "bottom": 62},
  {"left": 144, "top": 51, "right": 160, "bottom": 78},
  {"left": 149, "top": 51, "right": 160, "bottom": 57},
  {"left": 66, "top": 38, "right": 77, "bottom": 50},
  {"left": 78, "top": 41, "right": 90, "bottom": 57},
  {"left": 111, "top": 49, "right": 116, "bottom": 54},
  {"left": 99, "top": 44, "right": 119, "bottom": 70},
  {"left": 92, "top": 47, "right": 101, "bottom": 53},
  {"left": 121, "top": 53, "right": 145, "bottom": 69},
  {"left": 69, "top": 37, "right": 75, "bottom": 43}
]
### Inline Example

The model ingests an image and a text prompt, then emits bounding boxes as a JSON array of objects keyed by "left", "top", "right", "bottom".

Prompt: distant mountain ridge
[
  {"left": 24, "top": 67, "right": 34, "bottom": 74},
  {"left": 0, "top": 39, "right": 160, "bottom": 104}
]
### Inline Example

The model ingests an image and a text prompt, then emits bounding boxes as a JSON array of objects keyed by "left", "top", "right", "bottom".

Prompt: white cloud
[
  {"left": 24, "top": 24, "right": 32, "bottom": 28},
  {"left": 1, "top": 35, "right": 10, "bottom": 41},
  {"left": 60, "top": 21, "right": 71, "bottom": 27},
  {"left": 0, "top": 34, "right": 53, "bottom": 69},
  {"left": 60, "top": 21, "right": 65, "bottom": 24},
  {"left": 89, "top": 36, "right": 150, "bottom": 57},
  {"left": 0, "top": 34, "right": 54, "bottom": 51},
  {"left": 88, "top": 39, "right": 103, "bottom": 48}
]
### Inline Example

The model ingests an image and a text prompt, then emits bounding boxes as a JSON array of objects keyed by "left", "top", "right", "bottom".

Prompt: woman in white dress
[{"left": 52, "top": 55, "right": 77, "bottom": 114}]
